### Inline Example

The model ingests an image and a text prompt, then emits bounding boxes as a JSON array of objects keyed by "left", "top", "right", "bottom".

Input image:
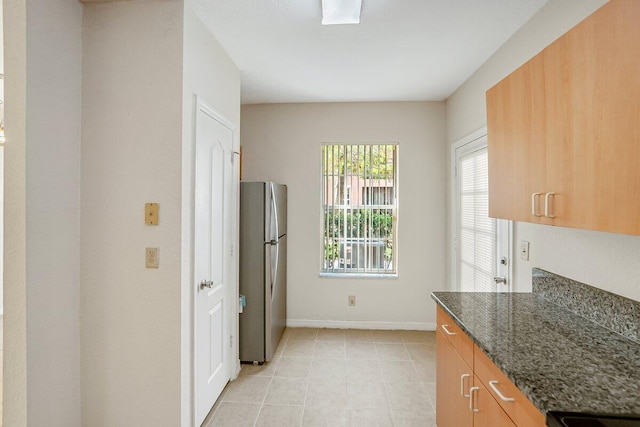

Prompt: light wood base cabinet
[
  {"left": 436, "top": 330, "right": 474, "bottom": 427},
  {"left": 487, "top": 0, "right": 640, "bottom": 235},
  {"left": 436, "top": 307, "right": 545, "bottom": 427}
]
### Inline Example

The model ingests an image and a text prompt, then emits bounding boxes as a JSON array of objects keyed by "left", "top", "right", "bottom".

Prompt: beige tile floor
[{"left": 203, "top": 328, "right": 436, "bottom": 427}]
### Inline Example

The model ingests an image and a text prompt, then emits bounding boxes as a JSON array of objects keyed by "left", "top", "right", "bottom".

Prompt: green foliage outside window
[{"left": 323, "top": 209, "right": 394, "bottom": 267}]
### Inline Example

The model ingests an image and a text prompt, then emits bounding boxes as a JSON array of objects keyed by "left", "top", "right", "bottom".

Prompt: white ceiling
[{"left": 192, "top": 0, "right": 549, "bottom": 104}]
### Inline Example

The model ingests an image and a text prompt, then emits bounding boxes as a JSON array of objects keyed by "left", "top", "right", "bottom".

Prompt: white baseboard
[
  {"left": 232, "top": 359, "right": 241, "bottom": 380},
  {"left": 286, "top": 319, "right": 436, "bottom": 331}
]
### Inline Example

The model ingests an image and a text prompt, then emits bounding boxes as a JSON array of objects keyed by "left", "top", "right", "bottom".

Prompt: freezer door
[
  {"left": 272, "top": 183, "right": 287, "bottom": 237},
  {"left": 264, "top": 182, "right": 287, "bottom": 242}
]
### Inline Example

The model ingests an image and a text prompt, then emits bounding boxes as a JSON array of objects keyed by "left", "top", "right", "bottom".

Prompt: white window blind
[
  {"left": 456, "top": 147, "right": 497, "bottom": 292},
  {"left": 321, "top": 143, "right": 397, "bottom": 276}
]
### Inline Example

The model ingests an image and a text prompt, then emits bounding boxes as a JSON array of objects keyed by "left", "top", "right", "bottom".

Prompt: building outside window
[{"left": 321, "top": 143, "right": 398, "bottom": 276}]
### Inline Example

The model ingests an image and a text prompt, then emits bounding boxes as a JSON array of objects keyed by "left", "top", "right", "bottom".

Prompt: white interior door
[{"left": 194, "top": 100, "right": 234, "bottom": 425}]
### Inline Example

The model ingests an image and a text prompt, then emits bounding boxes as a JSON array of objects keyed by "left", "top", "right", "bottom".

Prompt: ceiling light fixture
[{"left": 322, "top": 0, "right": 362, "bottom": 25}]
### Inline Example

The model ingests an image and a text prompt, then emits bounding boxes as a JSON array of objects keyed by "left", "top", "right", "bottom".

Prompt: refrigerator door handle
[
  {"left": 272, "top": 242, "right": 279, "bottom": 301},
  {"left": 269, "top": 183, "right": 280, "bottom": 298},
  {"left": 270, "top": 183, "right": 279, "bottom": 241},
  {"left": 266, "top": 239, "right": 278, "bottom": 298}
]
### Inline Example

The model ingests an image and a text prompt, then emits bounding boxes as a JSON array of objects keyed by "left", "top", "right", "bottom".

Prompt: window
[
  {"left": 362, "top": 187, "right": 393, "bottom": 205},
  {"left": 452, "top": 132, "right": 509, "bottom": 292},
  {"left": 321, "top": 143, "right": 398, "bottom": 275}
]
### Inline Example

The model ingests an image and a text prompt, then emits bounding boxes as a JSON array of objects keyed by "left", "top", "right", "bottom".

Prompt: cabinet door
[
  {"left": 471, "top": 375, "right": 516, "bottom": 427},
  {"left": 436, "top": 330, "right": 473, "bottom": 427},
  {"left": 488, "top": 0, "right": 640, "bottom": 234},
  {"left": 487, "top": 53, "right": 547, "bottom": 223},
  {"left": 544, "top": 0, "right": 640, "bottom": 234}
]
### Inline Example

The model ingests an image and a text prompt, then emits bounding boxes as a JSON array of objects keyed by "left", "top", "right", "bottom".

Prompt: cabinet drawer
[
  {"left": 437, "top": 307, "right": 474, "bottom": 368},
  {"left": 474, "top": 346, "right": 546, "bottom": 427},
  {"left": 472, "top": 374, "right": 516, "bottom": 427}
]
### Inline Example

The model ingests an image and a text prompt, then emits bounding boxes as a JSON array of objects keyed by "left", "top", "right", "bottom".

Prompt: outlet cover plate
[{"left": 146, "top": 247, "right": 159, "bottom": 268}]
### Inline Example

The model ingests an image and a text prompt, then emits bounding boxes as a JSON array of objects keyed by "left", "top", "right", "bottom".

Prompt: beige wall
[
  {"left": 4, "top": 0, "right": 83, "bottom": 424},
  {"left": 241, "top": 102, "right": 446, "bottom": 328},
  {"left": 0, "top": 0, "right": 3, "bottom": 317},
  {"left": 446, "top": 0, "right": 640, "bottom": 302},
  {"left": 6, "top": 1, "right": 241, "bottom": 424},
  {"left": 81, "top": 2, "right": 184, "bottom": 425}
]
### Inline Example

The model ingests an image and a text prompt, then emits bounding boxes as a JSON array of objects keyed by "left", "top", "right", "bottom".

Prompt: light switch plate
[
  {"left": 520, "top": 241, "right": 530, "bottom": 261},
  {"left": 146, "top": 247, "right": 159, "bottom": 268},
  {"left": 145, "top": 203, "right": 159, "bottom": 225}
]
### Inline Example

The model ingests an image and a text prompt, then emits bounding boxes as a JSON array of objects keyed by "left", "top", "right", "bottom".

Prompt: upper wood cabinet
[
  {"left": 487, "top": 53, "right": 547, "bottom": 224},
  {"left": 487, "top": 0, "right": 640, "bottom": 235}
]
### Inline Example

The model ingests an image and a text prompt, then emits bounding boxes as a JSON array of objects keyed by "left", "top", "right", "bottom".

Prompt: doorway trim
[{"left": 449, "top": 127, "right": 513, "bottom": 292}]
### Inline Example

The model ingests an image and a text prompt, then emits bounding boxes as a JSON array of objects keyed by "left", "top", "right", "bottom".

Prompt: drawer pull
[
  {"left": 488, "top": 380, "right": 515, "bottom": 402},
  {"left": 469, "top": 386, "right": 479, "bottom": 413},
  {"left": 460, "top": 373, "right": 471, "bottom": 398},
  {"left": 441, "top": 324, "right": 456, "bottom": 336}
]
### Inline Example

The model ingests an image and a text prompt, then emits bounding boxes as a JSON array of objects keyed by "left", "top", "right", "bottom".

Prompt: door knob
[
  {"left": 200, "top": 280, "right": 214, "bottom": 290},
  {"left": 494, "top": 276, "right": 507, "bottom": 285}
]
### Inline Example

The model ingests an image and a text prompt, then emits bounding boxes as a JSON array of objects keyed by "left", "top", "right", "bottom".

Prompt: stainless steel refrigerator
[{"left": 239, "top": 182, "right": 287, "bottom": 363}]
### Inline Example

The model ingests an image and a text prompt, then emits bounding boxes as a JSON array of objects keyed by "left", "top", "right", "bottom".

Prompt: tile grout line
[
  {"left": 251, "top": 366, "right": 275, "bottom": 427},
  {"left": 299, "top": 332, "right": 318, "bottom": 426},
  {"left": 379, "top": 347, "right": 396, "bottom": 426}
]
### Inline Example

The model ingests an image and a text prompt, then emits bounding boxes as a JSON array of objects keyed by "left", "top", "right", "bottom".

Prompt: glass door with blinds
[{"left": 453, "top": 133, "right": 510, "bottom": 292}]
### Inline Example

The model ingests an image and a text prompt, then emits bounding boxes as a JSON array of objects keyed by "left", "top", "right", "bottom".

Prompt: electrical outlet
[
  {"left": 348, "top": 295, "right": 356, "bottom": 306},
  {"left": 146, "top": 247, "right": 159, "bottom": 268},
  {"left": 520, "top": 241, "right": 530, "bottom": 261}
]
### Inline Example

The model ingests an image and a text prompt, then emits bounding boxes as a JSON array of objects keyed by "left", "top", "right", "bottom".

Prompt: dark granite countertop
[{"left": 431, "top": 292, "right": 640, "bottom": 416}]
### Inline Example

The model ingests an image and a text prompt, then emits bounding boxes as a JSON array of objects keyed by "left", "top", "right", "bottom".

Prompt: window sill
[{"left": 319, "top": 273, "right": 398, "bottom": 280}]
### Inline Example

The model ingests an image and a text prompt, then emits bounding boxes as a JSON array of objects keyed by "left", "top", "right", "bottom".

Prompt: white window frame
[
  {"left": 450, "top": 128, "right": 512, "bottom": 292},
  {"left": 319, "top": 142, "right": 399, "bottom": 278}
]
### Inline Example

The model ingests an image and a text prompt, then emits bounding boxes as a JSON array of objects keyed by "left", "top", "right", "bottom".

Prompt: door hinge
[
  {"left": 231, "top": 151, "right": 240, "bottom": 164},
  {"left": 230, "top": 335, "right": 233, "bottom": 348},
  {"left": 230, "top": 244, "right": 234, "bottom": 256}
]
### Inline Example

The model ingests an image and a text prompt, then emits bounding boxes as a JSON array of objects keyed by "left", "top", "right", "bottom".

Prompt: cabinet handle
[
  {"left": 469, "top": 386, "right": 480, "bottom": 413},
  {"left": 531, "top": 193, "right": 542, "bottom": 217},
  {"left": 488, "top": 380, "right": 515, "bottom": 402},
  {"left": 544, "top": 192, "right": 556, "bottom": 218},
  {"left": 441, "top": 324, "right": 456, "bottom": 336},
  {"left": 460, "top": 373, "right": 471, "bottom": 398}
]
